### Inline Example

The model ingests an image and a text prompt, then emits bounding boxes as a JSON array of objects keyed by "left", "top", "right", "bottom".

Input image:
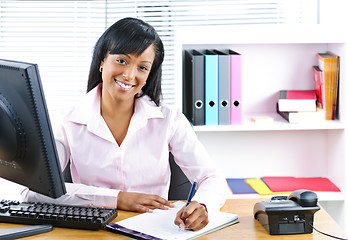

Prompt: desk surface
[{"left": 0, "top": 198, "right": 346, "bottom": 239}]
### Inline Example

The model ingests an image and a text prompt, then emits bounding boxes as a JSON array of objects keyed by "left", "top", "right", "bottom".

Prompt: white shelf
[
  {"left": 175, "top": 24, "right": 347, "bottom": 231},
  {"left": 193, "top": 113, "right": 344, "bottom": 132}
]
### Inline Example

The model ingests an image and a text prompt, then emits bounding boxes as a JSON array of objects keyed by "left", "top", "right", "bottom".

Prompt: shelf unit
[{"left": 174, "top": 25, "right": 347, "bottom": 231}]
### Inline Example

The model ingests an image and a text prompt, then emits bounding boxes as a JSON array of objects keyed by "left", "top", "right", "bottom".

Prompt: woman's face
[{"left": 100, "top": 44, "right": 155, "bottom": 105}]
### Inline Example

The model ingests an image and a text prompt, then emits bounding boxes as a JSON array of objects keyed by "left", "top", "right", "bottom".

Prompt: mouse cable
[{"left": 305, "top": 220, "right": 348, "bottom": 240}]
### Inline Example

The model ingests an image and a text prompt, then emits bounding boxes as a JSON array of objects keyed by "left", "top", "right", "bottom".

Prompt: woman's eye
[
  {"left": 116, "top": 58, "right": 127, "bottom": 64},
  {"left": 139, "top": 66, "right": 149, "bottom": 71}
]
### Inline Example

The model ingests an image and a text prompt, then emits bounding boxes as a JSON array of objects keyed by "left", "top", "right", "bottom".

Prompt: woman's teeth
[{"left": 115, "top": 79, "right": 134, "bottom": 90}]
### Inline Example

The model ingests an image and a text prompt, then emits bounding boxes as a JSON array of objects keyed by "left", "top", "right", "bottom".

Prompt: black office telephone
[{"left": 254, "top": 189, "right": 320, "bottom": 235}]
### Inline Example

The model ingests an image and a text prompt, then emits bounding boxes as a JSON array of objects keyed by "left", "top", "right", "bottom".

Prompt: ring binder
[
  {"left": 213, "top": 49, "right": 230, "bottom": 125},
  {"left": 183, "top": 50, "right": 205, "bottom": 125},
  {"left": 204, "top": 50, "right": 219, "bottom": 125}
]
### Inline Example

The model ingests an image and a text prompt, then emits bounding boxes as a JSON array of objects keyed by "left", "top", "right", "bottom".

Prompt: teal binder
[{"left": 204, "top": 50, "right": 218, "bottom": 125}]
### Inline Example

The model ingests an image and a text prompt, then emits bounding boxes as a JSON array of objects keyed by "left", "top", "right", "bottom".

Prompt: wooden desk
[{"left": 0, "top": 198, "right": 346, "bottom": 239}]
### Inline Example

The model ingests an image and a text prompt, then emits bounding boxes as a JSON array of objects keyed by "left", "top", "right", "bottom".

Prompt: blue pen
[
  {"left": 185, "top": 180, "right": 197, "bottom": 207},
  {"left": 179, "top": 180, "right": 197, "bottom": 230}
]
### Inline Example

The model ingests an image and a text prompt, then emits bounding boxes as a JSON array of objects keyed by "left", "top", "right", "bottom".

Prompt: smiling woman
[
  {"left": 23, "top": 17, "right": 230, "bottom": 232},
  {"left": 102, "top": 50, "right": 152, "bottom": 91},
  {"left": 100, "top": 49, "right": 155, "bottom": 104},
  {"left": 87, "top": 18, "right": 164, "bottom": 145},
  {"left": 88, "top": 18, "right": 163, "bottom": 146},
  {"left": 87, "top": 17, "right": 164, "bottom": 107}
]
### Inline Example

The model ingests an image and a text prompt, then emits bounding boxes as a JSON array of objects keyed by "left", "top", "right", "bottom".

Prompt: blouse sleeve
[
  {"left": 22, "top": 141, "right": 120, "bottom": 209},
  {"left": 22, "top": 116, "right": 120, "bottom": 209},
  {"left": 23, "top": 183, "right": 119, "bottom": 208},
  {"left": 168, "top": 109, "right": 230, "bottom": 213}
]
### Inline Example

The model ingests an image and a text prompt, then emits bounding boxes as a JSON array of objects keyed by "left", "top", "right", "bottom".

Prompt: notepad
[{"left": 106, "top": 201, "right": 238, "bottom": 240}]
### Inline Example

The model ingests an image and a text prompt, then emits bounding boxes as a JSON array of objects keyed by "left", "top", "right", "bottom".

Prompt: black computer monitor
[{"left": 0, "top": 59, "right": 66, "bottom": 199}]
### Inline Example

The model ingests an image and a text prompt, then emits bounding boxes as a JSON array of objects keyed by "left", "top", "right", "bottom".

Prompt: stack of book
[
  {"left": 313, "top": 52, "right": 340, "bottom": 120},
  {"left": 183, "top": 49, "right": 242, "bottom": 126},
  {"left": 276, "top": 90, "right": 326, "bottom": 124}
]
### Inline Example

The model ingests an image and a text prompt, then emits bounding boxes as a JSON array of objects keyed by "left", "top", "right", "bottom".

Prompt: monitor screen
[{"left": 0, "top": 59, "right": 66, "bottom": 199}]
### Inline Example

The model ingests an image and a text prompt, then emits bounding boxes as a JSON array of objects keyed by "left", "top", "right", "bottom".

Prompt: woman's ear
[{"left": 99, "top": 60, "right": 104, "bottom": 73}]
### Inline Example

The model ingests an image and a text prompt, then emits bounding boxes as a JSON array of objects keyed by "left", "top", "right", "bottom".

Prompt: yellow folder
[{"left": 245, "top": 179, "right": 290, "bottom": 195}]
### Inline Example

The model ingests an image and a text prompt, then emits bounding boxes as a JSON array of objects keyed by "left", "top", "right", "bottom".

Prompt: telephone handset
[
  {"left": 254, "top": 189, "right": 320, "bottom": 235},
  {"left": 288, "top": 189, "right": 318, "bottom": 207}
]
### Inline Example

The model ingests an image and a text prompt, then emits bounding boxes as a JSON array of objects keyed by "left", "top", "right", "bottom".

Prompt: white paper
[{"left": 116, "top": 201, "right": 238, "bottom": 240}]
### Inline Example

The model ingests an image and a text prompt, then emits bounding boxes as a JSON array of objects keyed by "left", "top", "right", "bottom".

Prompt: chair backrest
[
  {"left": 63, "top": 161, "right": 72, "bottom": 183},
  {"left": 62, "top": 153, "right": 192, "bottom": 200},
  {"left": 168, "top": 153, "right": 192, "bottom": 200}
]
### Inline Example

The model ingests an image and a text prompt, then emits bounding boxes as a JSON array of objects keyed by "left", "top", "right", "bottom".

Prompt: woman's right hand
[{"left": 117, "top": 191, "right": 174, "bottom": 213}]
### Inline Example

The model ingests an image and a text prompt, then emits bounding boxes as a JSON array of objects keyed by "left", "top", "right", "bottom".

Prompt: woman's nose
[{"left": 123, "top": 66, "right": 136, "bottom": 81}]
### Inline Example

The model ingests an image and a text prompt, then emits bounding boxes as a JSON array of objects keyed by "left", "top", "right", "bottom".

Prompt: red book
[
  {"left": 313, "top": 66, "right": 325, "bottom": 110},
  {"left": 278, "top": 90, "right": 317, "bottom": 112},
  {"left": 262, "top": 176, "right": 340, "bottom": 192}
]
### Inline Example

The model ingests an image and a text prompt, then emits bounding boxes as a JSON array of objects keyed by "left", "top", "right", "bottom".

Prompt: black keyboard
[{"left": 0, "top": 199, "right": 118, "bottom": 230}]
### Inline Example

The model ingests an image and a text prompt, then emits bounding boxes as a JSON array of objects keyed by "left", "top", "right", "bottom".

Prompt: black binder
[{"left": 183, "top": 50, "right": 205, "bottom": 125}]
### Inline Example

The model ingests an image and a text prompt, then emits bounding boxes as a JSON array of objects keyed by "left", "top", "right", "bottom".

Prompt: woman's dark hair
[{"left": 87, "top": 17, "right": 164, "bottom": 106}]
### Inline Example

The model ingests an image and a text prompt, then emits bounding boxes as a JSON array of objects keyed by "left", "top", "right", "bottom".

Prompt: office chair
[
  {"left": 167, "top": 153, "right": 192, "bottom": 200},
  {"left": 62, "top": 153, "right": 192, "bottom": 201}
]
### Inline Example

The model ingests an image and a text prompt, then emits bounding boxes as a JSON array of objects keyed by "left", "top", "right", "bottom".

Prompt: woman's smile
[{"left": 114, "top": 78, "right": 135, "bottom": 91}]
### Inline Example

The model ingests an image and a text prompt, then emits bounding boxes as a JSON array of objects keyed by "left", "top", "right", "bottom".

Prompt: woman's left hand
[{"left": 174, "top": 201, "right": 208, "bottom": 231}]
